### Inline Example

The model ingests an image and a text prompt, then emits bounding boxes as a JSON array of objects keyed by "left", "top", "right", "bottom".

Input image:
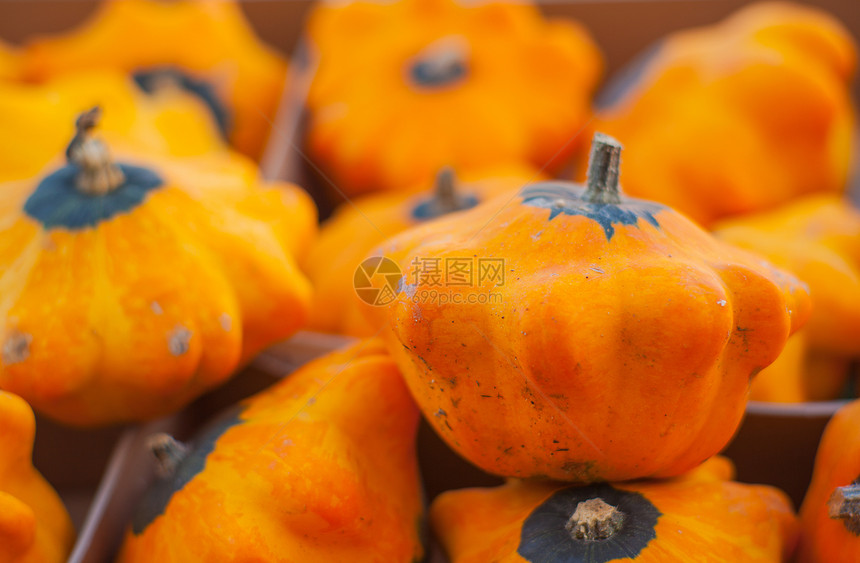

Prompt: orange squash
[
  {"left": 0, "top": 391, "right": 75, "bottom": 563},
  {"left": 590, "top": 1, "right": 856, "bottom": 227},
  {"left": 715, "top": 195, "right": 860, "bottom": 402},
  {"left": 21, "top": 0, "right": 287, "bottom": 160},
  {"left": 0, "top": 109, "right": 314, "bottom": 426},
  {"left": 305, "top": 0, "right": 602, "bottom": 197},
  {"left": 369, "top": 133, "right": 811, "bottom": 482},
  {"left": 116, "top": 339, "right": 424, "bottom": 562},
  {"left": 431, "top": 463, "right": 799, "bottom": 563},
  {"left": 0, "top": 38, "right": 21, "bottom": 80},
  {"left": 0, "top": 69, "right": 226, "bottom": 182},
  {"left": 798, "top": 398, "right": 860, "bottom": 562},
  {"left": 305, "top": 164, "right": 541, "bottom": 336}
]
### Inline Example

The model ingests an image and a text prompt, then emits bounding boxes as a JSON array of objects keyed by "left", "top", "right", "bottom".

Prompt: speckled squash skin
[
  {"left": 798, "top": 399, "right": 860, "bottom": 562},
  {"left": 305, "top": 0, "right": 602, "bottom": 196},
  {"left": 305, "top": 164, "right": 541, "bottom": 337},
  {"left": 368, "top": 135, "right": 811, "bottom": 482},
  {"left": 590, "top": 2, "right": 856, "bottom": 227},
  {"left": 20, "top": 0, "right": 287, "bottom": 160},
  {"left": 116, "top": 339, "right": 425, "bottom": 563},
  {"left": 715, "top": 195, "right": 860, "bottom": 402},
  {"left": 0, "top": 70, "right": 226, "bottom": 183},
  {"left": 0, "top": 391, "right": 74, "bottom": 563},
  {"left": 0, "top": 116, "right": 315, "bottom": 427},
  {"left": 431, "top": 461, "right": 799, "bottom": 563}
]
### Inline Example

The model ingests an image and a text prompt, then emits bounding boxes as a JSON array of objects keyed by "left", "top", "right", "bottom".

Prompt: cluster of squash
[{"left": 0, "top": 0, "right": 858, "bottom": 561}]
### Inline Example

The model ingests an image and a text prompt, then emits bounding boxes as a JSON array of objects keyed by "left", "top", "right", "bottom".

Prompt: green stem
[{"left": 584, "top": 132, "right": 623, "bottom": 204}]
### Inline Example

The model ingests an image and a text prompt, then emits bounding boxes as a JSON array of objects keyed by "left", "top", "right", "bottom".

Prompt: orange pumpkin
[
  {"left": 0, "top": 391, "right": 75, "bottom": 563},
  {"left": 305, "top": 0, "right": 602, "bottom": 197},
  {"left": 21, "top": 0, "right": 287, "bottom": 160},
  {"left": 116, "top": 339, "right": 424, "bottom": 562},
  {"left": 590, "top": 1, "right": 856, "bottom": 227},
  {"left": 369, "top": 133, "right": 811, "bottom": 482},
  {"left": 798, "top": 398, "right": 860, "bottom": 562},
  {"left": 715, "top": 195, "right": 860, "bottom": 402},
  {"left": 0, "top": 70, "right": 226, "bottom": 182},
  {"left": 305, "top": 164, "right": 541, "bottom": 336},
  {"left": 431, "top": 462, "right": 799, "bottom": 563},
  {"left": 0, "top": 109, "right": 314, "bottom": 426}
]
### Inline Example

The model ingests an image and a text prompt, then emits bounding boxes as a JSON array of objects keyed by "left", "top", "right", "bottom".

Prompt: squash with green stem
[
  {"left": 116, "top": 339, "right": 425, "bottom": 562},
  {"left": 0, "top": 108, "right": 314, "bottom": 426},
  {"left": 368, "top": 132, "right": 811, "bottom": 482}
]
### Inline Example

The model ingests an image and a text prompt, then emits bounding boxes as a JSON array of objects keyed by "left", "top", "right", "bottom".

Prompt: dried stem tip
[
  {"left": 566, "top": 497, "right": 625, "bottom": 541},
  {"left": 147, "top": 433, "right": 188, "bottom": 479},
  {"left": 828, "top": 483, "right": 860, "bottom": 535},
  {"left": 66, "top": 106, "right": 125, "bottom": 195},
  {"left": 434, "top": 167, "right": 463, "bottom": 213},
  {"left": 584, "top": 132, "right": 623, "bottom": 205}
]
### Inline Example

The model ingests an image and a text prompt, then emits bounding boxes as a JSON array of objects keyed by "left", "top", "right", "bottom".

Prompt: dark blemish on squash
[
  {"left": 480, "top": 394, "right": 493, "bottom": 398},
  {"left": 168, "top": 326, "right": 192, "bottom": 356},
  {"left": 2, "top": 331, "right": 32, "bottom": 365},
  {"left": 451, "top": 398, "right": 461, "bottom": 408},
  {"left": 414, "top": 354, "right": 433, "bottom": 372},
  {"left": 434, "top": 408, "right": 447, "bottom": 418}
]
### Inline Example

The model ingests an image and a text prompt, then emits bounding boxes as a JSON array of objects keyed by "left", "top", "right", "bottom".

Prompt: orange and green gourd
[
  {"left": 715, "top": 195, "right": 860, "bottom": 402},
  {"left": 431, "top": 459, "right": 799, "bottom": 563},
  {"left": 20, "top": 0, "right": 287, "bottom": 160},
  {"left": 305, "top": 163, "right": 541, "bottom": 337},
  {"left": 115, "top": 339, "right": 424, "bottom": 562},
  {"left": 0, "top": 69, "right": 228, "bottom": 183},
  {"left": 0, "top": 109, "right": 314, "bottom": 427},
  {"left": 305, "top": 0, "right": 602, "bottom": 197},
  {"left": 590, "top": 1, "right": 856, "bottom": 227},
  {"left": 798, "top": 398, "right": 860, "bottom": 562},
  {"left": 369, "top": 133, "right": 811, "bottom": 482},
  {"left": 0, "top": 391, "right": 75, "bottom": 563}
]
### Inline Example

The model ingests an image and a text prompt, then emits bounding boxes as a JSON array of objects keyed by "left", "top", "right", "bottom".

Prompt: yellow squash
[
  {"left": 0, "top": 38, "right": 21, "bottom": 80},
  {"left": 116, "top": 340, "right": 424, "bottom": 562},
  {"left": 0, "top": 109, "right": 315, "bottom": 426},
  {"left": 431, "top": 461, "right": 799, "bottom": 562},
  {"left": 715, "top": 195, "right": 860, "bottom": 402},
  {"left": 0, "top": 391, "right": 74, "bottom": 563},
  {"left": 306, "top": 0, "right": 602, "bottom": 196},
  {"left": 21, "top": 0, "right": 287, "bottom": 160},
  {"left": 0, "top": 69, "right": 227, "bottom": 183},
  {"left": 591, "top": 1, "right": 856, "bottom": 227}
]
